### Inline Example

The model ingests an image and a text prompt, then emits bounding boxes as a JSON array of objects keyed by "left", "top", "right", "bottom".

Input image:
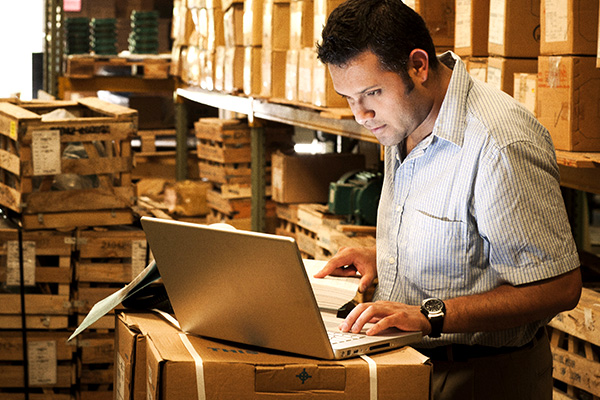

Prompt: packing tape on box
[
  {"left": 179, "top": 333, "right": 207, "bottom": 400},
  {"left": 360, "top": 355, "right": 378, "bottom": 400}
]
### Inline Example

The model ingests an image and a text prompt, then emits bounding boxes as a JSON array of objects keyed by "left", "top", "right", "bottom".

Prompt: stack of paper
[{"left": 303, "top": 259, "right": 360, "bottom": 312}]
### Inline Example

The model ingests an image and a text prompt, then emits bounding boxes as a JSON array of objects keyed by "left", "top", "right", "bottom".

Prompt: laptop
[{"left": 140, "top": 216, "right": 421, "bottom": 360}]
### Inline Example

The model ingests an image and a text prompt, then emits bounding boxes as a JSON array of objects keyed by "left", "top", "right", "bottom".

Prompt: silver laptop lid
[{"left": 141, "top": 216, "right": 336, "bottom": 359}]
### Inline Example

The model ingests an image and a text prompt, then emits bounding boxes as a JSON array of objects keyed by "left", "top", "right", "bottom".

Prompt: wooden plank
[
  {"left": 21, "top": 209, "right": 133, "bottom": 230},
  {"left": 23, "top": 186, "right": 134, "bottom": 213},
  {"left": 0, "top": 365, "right": 74, "bottom": 388},
  {"left": 194, "top": 118, "right": 251, "bottom": 144},
  {"left": 196, "top": 140, "right": 252, "bottom": 163},
  {"left": 0, "top": 294, "right": 70, "bottom": 315},
  {"left": 0, "top": 315, "right": 69, "bottom": 330},
  {"left": 198, "top": 160, "right": 252, "bottom": 184},
  {"left": 0, "top": 331, "right": 74, "bottom": 361},
  {"left": 549, "top": 288, "right": 600, "bottom": 347},
  {"left": 556, "top": 150, "right": 600, "bottom": 168}
]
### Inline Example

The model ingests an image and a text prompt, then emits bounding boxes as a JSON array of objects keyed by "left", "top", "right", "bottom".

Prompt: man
[{"left": 314, "top": 0, "right": 582, "bottom": 398}]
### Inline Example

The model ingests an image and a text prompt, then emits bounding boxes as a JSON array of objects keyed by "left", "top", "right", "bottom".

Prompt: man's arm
[{"left": 341, "top": 267, "right": 582, "bottom": 336}]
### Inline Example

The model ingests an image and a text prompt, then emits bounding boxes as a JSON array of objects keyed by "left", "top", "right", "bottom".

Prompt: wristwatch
[{"left": 420, "top": 298, "right": 446, "bottom": 338}]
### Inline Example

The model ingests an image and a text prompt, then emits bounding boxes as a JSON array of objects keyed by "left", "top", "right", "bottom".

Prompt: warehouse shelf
[
  {"left": 175, "top": 87, "right": 600, "bottom": 231},
  {"left": 176, "top": 87, "right": 374, "bottom": 142}
]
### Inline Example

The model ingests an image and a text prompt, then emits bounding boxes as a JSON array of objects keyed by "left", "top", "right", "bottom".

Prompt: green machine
[{"left": 328, "top": 170, "right": 383, "bottom": 226}]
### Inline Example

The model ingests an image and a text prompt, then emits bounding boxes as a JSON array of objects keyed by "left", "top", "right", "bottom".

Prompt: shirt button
[
  {"left": 388, "top": 257, "right": 395, "bottom": 264},
  {"left": 396, "top": 205, "right": 402, "bottom": 212}
]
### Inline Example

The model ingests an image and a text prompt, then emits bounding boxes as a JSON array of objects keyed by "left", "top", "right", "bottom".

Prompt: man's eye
[{"left": 367, "top": 90, "right": 380, "bottom": 96}]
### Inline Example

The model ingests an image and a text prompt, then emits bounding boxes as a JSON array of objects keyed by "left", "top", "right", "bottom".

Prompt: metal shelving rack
[{"left": 175, "top": 87, "right": 373, "bottom": 232}]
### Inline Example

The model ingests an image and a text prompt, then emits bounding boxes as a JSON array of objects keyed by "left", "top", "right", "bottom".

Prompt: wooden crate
[
  {"left": 0, "top": 97, "right": 137, "bottom": 230},
  {"left": 65, "top": 54, "right": 171, "bottom": 80},
  {"left": 198, "top": 160, "right": 253, "bottom": 184},
  {"left": 74, "top": 227, "right": 150, "bottom": 285},
  {"left": 0, "top": 331, "right": 76, "bottom": 390},
  {"left": 196, "top": 139, "right": 252, "bottom": 164},
  {"left": 73, "top": 227, "right": 151, "bottom": 330},
  {"left": 133, "top": 150, "right": 200, "bottom": 180},
  {"left": 75, "top": 332, "right": 114, "bottom": 400},
  {"left": 549, "top": 287, "right": 600, "bottom": 398},
  {"left": 0, "top": 229, "right": 73, "bottom": 329}
]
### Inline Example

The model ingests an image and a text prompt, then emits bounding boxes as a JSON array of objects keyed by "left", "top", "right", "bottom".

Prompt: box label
[
  {"left": 488, "top": 0, "right": 506, "bottom": 45},
  {"left": 486, "top": 66, "right": 502, "bottom": 90},
  {"left": 544, "top": 0, "right": 568, "bottom": 43},
  {"left": 7, "top": 240, "right": 36, "bottom": 286},
  {"left": 454, "top": 0, "right": 472, "bottom": 49},
  {"left": 32, "top": 129, "right": 61, "bottom": 176},
  {"left": 28, "top": 341, "right": 57, "bottom": 386}
]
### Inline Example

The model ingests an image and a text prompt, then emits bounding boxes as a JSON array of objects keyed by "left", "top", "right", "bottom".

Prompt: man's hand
[
  {"left": 339, "top": 301, "right": 430, "bottom": 336},
  {"left": 313, "top": 246, "right": 377, "bottom": 293}
]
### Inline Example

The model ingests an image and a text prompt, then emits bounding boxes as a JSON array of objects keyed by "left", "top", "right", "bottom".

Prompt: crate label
[
  {"left": 7, "top": 240, "right": 36, "bottom": 286},
  {"left": 32, "top": 130, "right": 61, "bottom": 176},
  {"left": 116, "top": 352, "right": 125, "bottom": 400},
  {"left": 131, "top": 240, "right": 148, "bottom": 279},
  {"left": 9, "top": 121, "right": 16, "bottom": 140},
  {"left": 27, "top": 340, "right": 57, "bottom": 386}
]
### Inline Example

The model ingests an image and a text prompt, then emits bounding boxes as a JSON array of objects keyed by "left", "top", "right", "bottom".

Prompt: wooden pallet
[
  {"left": 0, "top": 229, "right": 73, "bottom": 328},
  {"left": 549, "top": 288, "right": 600, "bottom": 398},
  {"left": 66, "top": 54, "right": 171, "bottom": 80},
  {"left": 0, "top": 97, "right": 137, "bottom": 230}
]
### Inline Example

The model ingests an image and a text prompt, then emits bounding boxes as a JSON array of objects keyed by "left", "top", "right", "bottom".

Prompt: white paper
[
  {"left": 28, "top": 341, "right": 57, "bottom": 386},
  {"left": 454, "top": 0, "right": 472, "bottom": 49},
  {"left": 544, "top": 0, "right": 568, "bottom": 43},
  {"left": 7, "top": 240, "right": 36, "bottom": 286},
  {"left": 303, "top": 259, "right": 360, "bottom": 311},
  {"left": 32, "top": 130, "right": 61, "bottom": 176},
  {"left": 488, "top": 0, "right": 506, "bottom": 46}
]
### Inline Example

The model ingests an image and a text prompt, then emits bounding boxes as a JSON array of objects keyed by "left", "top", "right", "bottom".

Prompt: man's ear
[{"left": 408, "top": 49, "right": 430, "bottom": 82}]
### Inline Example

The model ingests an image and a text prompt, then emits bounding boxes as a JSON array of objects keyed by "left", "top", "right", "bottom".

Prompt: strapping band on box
[
  {"left": 179, "top": 333, "right": 207, "bottom": 400},
  {"left": 360, "top": 354, "right": 378, "bottom": 400}
]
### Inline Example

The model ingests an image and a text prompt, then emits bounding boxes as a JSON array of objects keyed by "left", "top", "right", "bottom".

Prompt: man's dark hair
[{"left": 316, "top": 0, "right": 439, "bottom": 75}]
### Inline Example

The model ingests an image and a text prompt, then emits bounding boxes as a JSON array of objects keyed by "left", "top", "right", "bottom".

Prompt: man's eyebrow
[{"left": 336, "top": 85, "right": 380, "bottom": 98}]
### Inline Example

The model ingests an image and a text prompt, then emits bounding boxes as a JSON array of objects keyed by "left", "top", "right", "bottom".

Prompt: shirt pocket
[{"left": 404, "top": 209, "right": 467, "bottom": 293}]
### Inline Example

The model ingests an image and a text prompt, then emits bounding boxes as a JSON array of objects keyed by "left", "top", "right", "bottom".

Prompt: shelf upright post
[
  {"left": 175, "top": 96, "right": 189, "bottom": 181},
  {"left": 249, "top": 106, "right": 266, "bottom": 232}
]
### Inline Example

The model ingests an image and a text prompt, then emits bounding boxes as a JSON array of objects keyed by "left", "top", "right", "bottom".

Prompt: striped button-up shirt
[{"left": 375, "top": 52, "right": 580, "bottom": 348}]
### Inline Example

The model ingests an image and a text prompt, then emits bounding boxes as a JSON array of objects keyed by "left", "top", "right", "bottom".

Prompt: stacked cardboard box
[
  {"left": 536, "top": 0, "right": 600, "bottom": 152},
  {"left": 115, "top": 310, "right": 432, "bottom": 400},
  {"left": 261, "top": 0, "right": 290, "bottom": 99}
]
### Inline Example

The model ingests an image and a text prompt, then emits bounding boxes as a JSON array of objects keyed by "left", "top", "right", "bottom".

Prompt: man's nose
[{"left": 352, "top": 104, "right": 374, "bottom": 125}]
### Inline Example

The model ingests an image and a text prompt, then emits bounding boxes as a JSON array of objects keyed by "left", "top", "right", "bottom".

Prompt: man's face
[{"left": 328, "top": 50, "right": 433, "bottom": 147}]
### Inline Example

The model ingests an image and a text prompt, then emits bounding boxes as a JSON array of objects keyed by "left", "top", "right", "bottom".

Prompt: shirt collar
[{"left": 431, "top": 51, "right": 472, "bottom": 149}]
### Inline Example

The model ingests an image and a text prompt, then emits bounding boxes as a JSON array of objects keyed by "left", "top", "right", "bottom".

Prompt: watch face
[{"left": 423, "top": 298, "right": 444, "bottom": 313}]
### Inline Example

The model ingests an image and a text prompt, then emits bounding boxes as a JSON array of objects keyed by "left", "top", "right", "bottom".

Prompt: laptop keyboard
[{"left": 328, "top": 330, "right": 364, "bottom": 345}]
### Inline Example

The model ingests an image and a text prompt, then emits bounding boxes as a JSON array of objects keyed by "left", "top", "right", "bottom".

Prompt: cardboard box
[
  {"left": 223, "top": 3, "right": 244, "bottom": 47},
  {"left": 115, "top": 312, "right": 182, "bottom": 400},
  {"left": 513, "top": 72, "right": 537, "bottom": 116},
  {"left": 488, "top": 0, "right": 540, "bottom": 58},
  {"left": 537, "top": 55, "right": 600, "bottom": 151},
  {"left": 243, "top": 0, "right": 263, "bottom": 46},
  {"left": 405, "top": 0, "right": 455, "bottom": 51},
  {"left": 285, "top": 49, "right": 299, "bottom": 101},
  {"left": 290, "top": 0, "right": 314, "bottom": 49},
  {"left": 272, "top": 151, "right": 366, "bottom": 203},
  {"left": 224, "top": 46, "right": 245, "bottom": 93},
  {"left": 214, "top": 46, "right": 226, "bottom": 91},
  {"left": 314, "top": 0, "right": 345, "bottom": 46},
  {"left": 454, "top": 0, "right": 489, "bottom": 57},
  {"left": 312, "top": 57, "right": 348, "bottom": 108},
  {"left": 486, "top": 56, "right": 537, "bottom": 96},
  {"left": 540, "top": 0, "right": 599, "bottom": 56},
  {"left": 261, "top": 48, "right": 287, "bottom": 98},
  {"left": 298, "top": 47, "right": 315, "bottom": 103},
  {"left": 465, "top": 56, "right": 488, "bottom": 82},
  {"left": 243, "top": 46, "right": 262, "bottom": 96},
  {"left": 263, "top": 0, "right": 291, "bottom": 50},
  {"left": 207, "top": 6, "right": 225, "bottom": 51}
]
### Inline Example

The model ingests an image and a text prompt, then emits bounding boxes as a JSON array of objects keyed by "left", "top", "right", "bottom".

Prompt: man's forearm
[{"left": 442, "top": 268, "right": 582, "bottom": 333}]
